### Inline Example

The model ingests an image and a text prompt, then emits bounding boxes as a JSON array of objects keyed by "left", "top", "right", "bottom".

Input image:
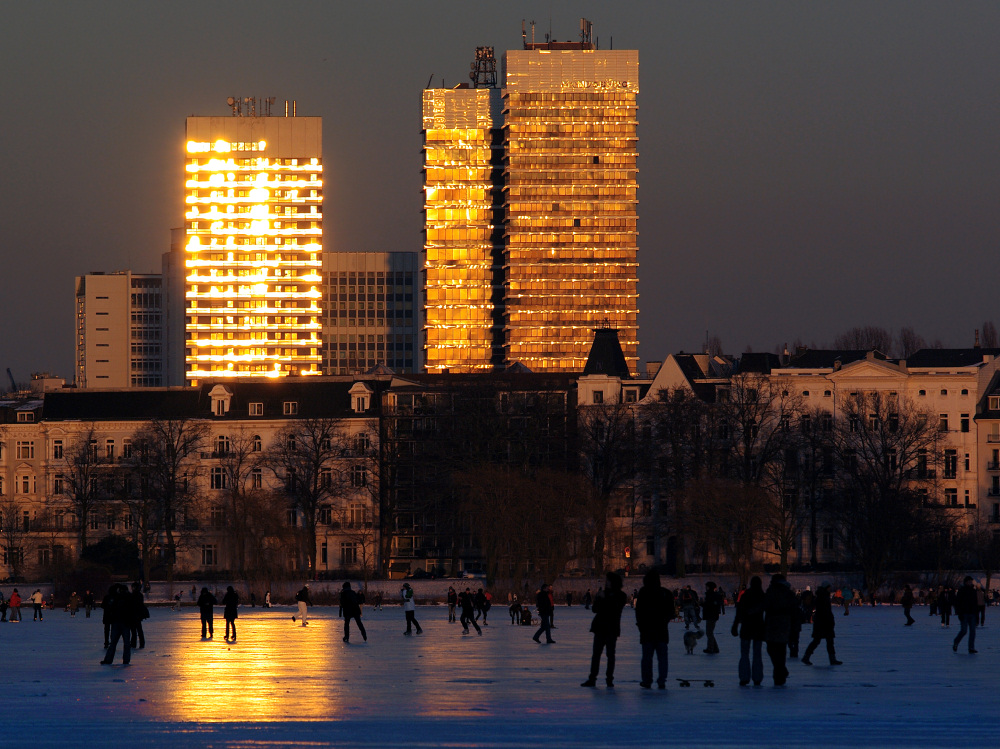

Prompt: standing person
[
  {"left": 0, "top": 590, "right": 7, "bottom": 622},
  {"left": 447, "top": 586, "right": 458, "bottom": 623},
  {"left": 801, "top": 582, "right": 842, "bottom": 666},
  {"left": 9, "top": 589, "right": 22, "bottom": 622},
  {"left": 83, "top": 590, "right": 95, "bottom": 618},
  {"left": 532, "top": 583, "right": 555, "bottom": 644},
  {"left": 731, "top": 575, "right": 765, "bottom": 687},
  {"left": 264, "top": 590, "right": 271, "bottom": 608},
  {"left": 293, "top": 584, "right": 311, "bottom": 626},
  {"left": 939, "top": 587, "right": 953, "bottom": 626},
  {"left": 583, "top": 588, "right": 593, "bottom": 610},
  {"left": 976, "top": 583, "right": 986, "bottom": 627},
  {"left": 68, "top": 592, "right": 81, "bottom": 616},
  {"left": 401, "top": 582, "right": 422, "bottom": 635},
  {"left": 901, "top": 584, "right": 916, "bottom": 626},
  {"left": 30, "top": 589, "right": 44, "bottom": 621},
  {"left": 100, "top": 584, "right": 133, "bottom": 666},
  {"left": 197, "top": 587, "right": 217, "bottom": 639},
  {"left": 340, "top": 582, "right": 367, "bottom": 642},
  {"left": 953, "top": 576, "right": 979, "bottom": 654},
  {"left": 566, "top": 591, "right": 573, "bottom": 607},
  {"left": 702, "top": 582, "right": 723, "bottom": 654},
  {"left": 129, "top": 582, "right": 148, "bottom": 649},
  {"left": 763, "top": 574, "right": 797, "bottom": 686},
  {"left": 459, "top": 587, "right": 482, "bottom": 635},
  {"left": 100, "top": 588, "right": 113, "bottom": 646},
  {"left": 581, "top": 571, "right": 627, "bottom": 688},
  {"left": 250, "top": 592, "right": 256, "bottom": 608},
  {"left": 635, "top": 570, "right": 675, "bottom": 689},
  {"left": 679, "top": 585, "right": 699, "bottom": 630},
  {"left": 373, "top": 590, "right": 383, "bottom": 611},
  {"left": 222, "top": 586, "right": 239, "bottom": 641}
]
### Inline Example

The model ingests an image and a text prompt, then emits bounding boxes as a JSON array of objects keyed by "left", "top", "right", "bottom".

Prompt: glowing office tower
[
  {"left": 184, "top": 107, "right": 322, "bottom": 385},
  {"left": 502, "top": 42, "right": 639, "bottom": 373},
  {"left": 422, "top": 81, "right": 504, "bottom": 373}
]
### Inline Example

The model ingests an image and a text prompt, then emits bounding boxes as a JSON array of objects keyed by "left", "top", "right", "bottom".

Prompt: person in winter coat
[
  {"left": 197, "top": 587, "right": 217, "bottom": 639},
  {"left": 0, "top": 590, "right": 7, "bottom": 622},
  {"left": 130, "top": 582, "right": 148, "bottom": 648},
  {"left": 938, "top": 587, "right": 952, "bottom": 626},
  {"left": 100, "top": 589, "right": 113, "bottom": 646},
  {"left": 635, "top": 570, "right": 675, "bottom": 689},
  {"left": 702, "top": 582, "right": 724, "bottom": 654},
  {"left": 83, "top": 590, "right": 95, "bottom": 618},
  {"left": 401, "top": 582, "right": 422, "bottom": 635},
  {"left": 953, "top": 576, "right": 979, "bottom": 654},
  {"left": 340, "top": 582, "right": 367, "bottom": 642},
  {"left": 447, "top": 586, "right": 458, "bottom": 623},
  {"left": 294, "top": 585, "right": 312, "bottom": 626},
  {"left": 679, "top": 585, "right": 700, "bottom": 630},
  {"left": 731, "top": 575, "right": 765, "bottom": 686},
  {"left": 802, "top": 582, "right": 842, "bottom": 665},
  {"left": 532, "top": 584, "right": 555, "bottom": 644},
  {"left": 459, "top": 587, "right": 482, "bottom": 635},
  {"left": 30, "top": 589, "right": 44, "bottom": 621},
  {"left": 581, "top": 571, "right": 628, "bottom": 688},
  {"left": 901, "top": 584, "right": 916, "bottom": 626},
  {"left": 100, "top": 584, "right": 133, "bottom": 665},
  {"left": 222, "top": 586, "right": 239, "bottom": 641},
  {"left": 976, "top": 584, "right": 986, "bottom": 627},
  {"left": 9, "top": 589, "right": 22, "bottom": 622},
  {"left": 763, "top": 574, "right": 798, "bottom": 685}
]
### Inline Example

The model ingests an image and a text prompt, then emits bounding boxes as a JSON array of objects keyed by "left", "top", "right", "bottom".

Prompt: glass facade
[
  {"left": 422, "top": 87, "right": 503, "bottom": 373},
  {"left": 183, "top": 116, "right": 323, "bottom": 385},
  {"left": 321, "top": 252, "right": 418, "bottom": 374},
  {"left": 502, "top": 49, "right": 639, "bottom": 373}
]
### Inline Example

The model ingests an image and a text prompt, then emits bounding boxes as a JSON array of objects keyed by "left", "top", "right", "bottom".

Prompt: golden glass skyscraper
[
  {"left": 183, "top": 110, "right": 323, "bottom": 385},
  {"left": 422, "top": 86, "right": 502, "bottom": 373},
  {"left": 503, "top": 45, "right": 639, "bottom": 373}
]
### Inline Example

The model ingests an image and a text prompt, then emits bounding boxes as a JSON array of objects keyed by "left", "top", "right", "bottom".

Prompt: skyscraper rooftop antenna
[{"left": 469, "top": 47, "right": 498, "bottom": 88}]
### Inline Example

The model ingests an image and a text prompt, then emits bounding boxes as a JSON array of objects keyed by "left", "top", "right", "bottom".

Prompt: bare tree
[
  {"left": 982, "top": 321, "right": 998, "bottom": 348},
  {"left": 54, "top": 425, "right": 106, "bottom": 555},
  {"left": 794, "top": 406, "right": 836, "bottom": 566},
  {"left": 830, "top": 391, "right": 947, "bottom": 596},
  {"left": 212, "top": 429, "right": 268, "bottom": 576},
  {"left": 131, "top": 418, "right": 208, "bottom": 582},
  {"left": 267, "top": 418, "right": 350, "bottom": 579},
  {"left": 897, "top": 327, "right": 927, "bottom": 359},
  {"left": 832, "top": 326, "right": 894, "bottom": 355},
  {"left": 0, "top": 498, "right": 30, "bottom": 581}
]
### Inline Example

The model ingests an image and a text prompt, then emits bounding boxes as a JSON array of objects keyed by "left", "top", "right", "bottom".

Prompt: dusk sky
[{"left": 3, "top": 2, "right": 1000, "bottom": 383}]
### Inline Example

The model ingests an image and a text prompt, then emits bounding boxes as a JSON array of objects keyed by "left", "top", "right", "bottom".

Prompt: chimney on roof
[{"left": 975, "top": 329, "right": 981, "bottom": 348}]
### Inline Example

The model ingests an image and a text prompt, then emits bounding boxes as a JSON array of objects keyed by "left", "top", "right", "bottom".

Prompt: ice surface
[{"left": 0, "top": 603, "right": 995, "bottom": 747}]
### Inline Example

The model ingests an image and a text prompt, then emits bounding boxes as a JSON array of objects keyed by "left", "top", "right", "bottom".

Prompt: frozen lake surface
[{"left": 1, "top": 602, "right": 996, "bottom": 747}]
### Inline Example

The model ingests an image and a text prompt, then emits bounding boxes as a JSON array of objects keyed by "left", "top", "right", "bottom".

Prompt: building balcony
[
  {"left": 988, "top": 435, "right": 1000, "bottom": 443},
  {"left": 989, "top": 462, "right": 1000, "bottom": 471}
]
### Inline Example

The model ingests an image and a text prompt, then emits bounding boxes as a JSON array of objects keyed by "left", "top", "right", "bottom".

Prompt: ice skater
[
  {"left": 635, "top": 570, "right": 674, "bottom": 689},
  {"left": 130, "top": 581, "right": 147, "bottom": 649},
  {"left": 447, "top": 586, "right": 457, "bottom": 622},
  {"left": 532, "top": 583, "right": 555, "bottom": 644},
  {"left": 341, "top": 582, "right": 367, "bottom": 642},
  {"left": 801, "top": 582, "right": 842, "bottom": 666},
  {"left": 459, "top": 587, "right": 482, "bottom": 635},
  {"left": 731, "top": 575, "right": 765, "bottom": 686},
  {"left": 901, "top": 584, "right": 915, "bottom": 626},
  {"left": 197, "top": 587, "right": 217, "bottom": 639},
  {"left": 30, "top": 589, "right": 44, "bottom": 620},
  {"left": 581, "top": 571, "right": 627, "bottom": 688},
  {"left": 223, "top": 586, "right": 239, "bottom": 641},
  {"left": 953, "top": 576, "right": 978, "bottom": 654},
  {"left": 763, "top": 574, "right": 797, "bottom": 686},
  {"left": 401, "top": 582, "right": 422, "bottom": 635},
  {"left": 8, "top": 589, "right": 22, "bottom": 622},
  {"left": 293, "top": 584, "right": 311, "bottom": 625}
]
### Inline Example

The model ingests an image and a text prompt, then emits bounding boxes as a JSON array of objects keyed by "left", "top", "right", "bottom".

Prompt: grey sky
[{"left": 3, "top": 2, "right": 999, "bottom": 381}]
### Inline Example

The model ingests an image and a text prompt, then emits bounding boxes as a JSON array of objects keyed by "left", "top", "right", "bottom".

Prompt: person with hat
[
  {"left": 801, "top": 581, "right": 842, "bottom": 666},
  {"left": 401, "top": 582, "right": 422, "bottom": 636}
]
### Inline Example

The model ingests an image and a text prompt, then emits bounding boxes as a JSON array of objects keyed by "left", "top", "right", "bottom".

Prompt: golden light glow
[{"left": 184, "top": 123, "right": 321, "bottom": 385}]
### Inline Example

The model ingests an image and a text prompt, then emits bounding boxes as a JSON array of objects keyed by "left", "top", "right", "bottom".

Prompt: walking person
[
  {"left": 447, "top": 586, "right": 458, "bottom": 623},
  {"left": 341, "top": 582, "right": 367, "bottom": 642},
  {"left": 459, "top": 587, "right": 482, "bottom": 635},
  {"left": 30, "top": 589, "right": 44, "bottom": 621},
  {"left": 635, "top": 570, "right": 675, "bottom": 689},
  {"left": 9, "top": 589, "right": 22, "bottom": 622},
  {"left": 901, "top": 584, "right": 916, "bottom": 626},
  {"left": 679, "top": 585, "right": 699, "bottom": 630},
  {"left": 83, "top": 590, "right": 95, "bottom": 618},
  {"left": 702, "top": 581, "right": 723, "bottom": 654},
  {"left": 583, "top": 588, "right": 592, "bottom": 610},
  {"left": 223, "top": 586, "right": 239, "bottom": 641},
  {"left": 129, "top": 582, "right": 148, "bottom": 649},
  {"left": 801, "top": 582, "right": 843, "bottom": 666},
  {"left": 401, "top": 582, "right": 422, "bottom": 635},
  {"left": 763, "top": 574, "right": 797, "bottom": 686},
  {"left": 532, "top": 583, "right": 555, "bottom": 644},
  {"left": 100, "top": 588, "right": 113, "bottom": 646},
  {"left": 581, "top": 571, "right": 627, "bottom": 688},
  {"left": 293, "top": 584, "right": 311, "bottom": 626},
  {"left": 197, "top": 587, "right": 217, "bottom": 639},
  {"left": 731, "top": 575, "right": 765, "bottom": 686},
  {"left": 939, "top": 587, "right": 952, "bottom": 626},
  {"left": 100, "top": 584, "right": 133, "bottom": 665},
  {"left": 953, "top": 576, "right": 979, "bottom": 654}
]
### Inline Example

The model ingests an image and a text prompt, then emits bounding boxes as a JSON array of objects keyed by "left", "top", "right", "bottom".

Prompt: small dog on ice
[{"left": 683, "top": 630, "right": 704, "bottom": 654}]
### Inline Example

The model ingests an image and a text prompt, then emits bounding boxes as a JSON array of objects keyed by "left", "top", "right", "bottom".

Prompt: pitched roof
[
  {"left": 784, "top": 349, "right": 888, "bottom": 369},
  {"left": 43, "top": 389, "right": 202, "bottom": 421},
  {"left": 904, "top": 348, "right": 1000, "bottom": 368},
  {"left": 583, "top": 328, "right": 631, "bottom": 379}
]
